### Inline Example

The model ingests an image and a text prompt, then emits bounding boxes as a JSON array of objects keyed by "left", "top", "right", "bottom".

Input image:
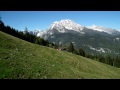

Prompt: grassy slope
[{"left": 0, "top": 31, "right": 120, "bottom": 79}]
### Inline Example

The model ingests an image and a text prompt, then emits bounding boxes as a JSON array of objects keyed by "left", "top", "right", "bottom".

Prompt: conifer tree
[
  {"left": 67, "top": 42, "right": 74, "bottom": 53},
  {"left": 79, "top": 48, "right": 85, "bottom": 57}
]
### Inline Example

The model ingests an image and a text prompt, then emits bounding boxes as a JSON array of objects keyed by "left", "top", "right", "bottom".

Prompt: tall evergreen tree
[
  {"left": 0, "top": 17, "right": 5, "bottom": 32},
  {"left": 78, "top": 48, "right": 85, "bottom": 57},
  {"left": 67, "top": 42, "right": 74, "bottom": 53}
]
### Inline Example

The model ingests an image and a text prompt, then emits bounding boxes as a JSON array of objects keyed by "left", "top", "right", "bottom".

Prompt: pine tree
[
  {"left": 79, "top": 48, "right": 85, "bottom": 57},
  {"left": 67, "top": 42, "right": 74, "bottom": 53},
  {"left": 114, "top": 56, "right": 120, "bottom": 68},
  {"left": 0, "top": 17, "right": 5, "bottom": 32}
]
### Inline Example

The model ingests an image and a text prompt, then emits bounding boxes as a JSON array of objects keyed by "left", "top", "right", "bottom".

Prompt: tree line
[{"left": 0, "top": 19, "right": 56, "bottom": 48}]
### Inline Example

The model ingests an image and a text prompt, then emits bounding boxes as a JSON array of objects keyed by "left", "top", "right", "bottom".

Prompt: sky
[{"left": 0, "top": 11, "right": 120, "bottom": 31}]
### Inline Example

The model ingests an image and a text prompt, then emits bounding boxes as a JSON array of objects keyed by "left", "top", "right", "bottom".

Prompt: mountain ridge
[{"left": 33, "top": 19, "right": 120, "bottom": 38}]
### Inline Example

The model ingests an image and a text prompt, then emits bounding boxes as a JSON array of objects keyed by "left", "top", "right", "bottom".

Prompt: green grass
[{"left": 0, "top": 31, "right": 120, "bottom": 79}]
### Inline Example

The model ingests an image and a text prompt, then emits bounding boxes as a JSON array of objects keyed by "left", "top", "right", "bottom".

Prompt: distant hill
[{"left": 1, "top": 31, "right": 120, "bottom": 79}]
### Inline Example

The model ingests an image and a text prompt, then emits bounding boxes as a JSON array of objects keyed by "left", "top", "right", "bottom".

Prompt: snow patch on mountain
[
  {"left": 89, "top": 46, "right": 106, "bottom": 53},
  {"left": 115, "top": 38, "right": 120, "bottom": 41}
]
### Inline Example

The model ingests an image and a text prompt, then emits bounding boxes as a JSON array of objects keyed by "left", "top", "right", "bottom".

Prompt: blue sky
[{"left": 0, "top": 11, "right": 120, "bottom": 31}]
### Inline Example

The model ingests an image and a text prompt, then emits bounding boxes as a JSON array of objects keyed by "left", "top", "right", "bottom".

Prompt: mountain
[
  {"left": 35, "top": 19, "right": 85, "bottom": 38},
  {"left": 34, "top": 29, "right": 45, "bottom": 37},
  {"left": 48, "top": 19, "right": 84, "bottom": 33},
  {"left": 87, "top": 24, "right": 120, "bottom": 35},
  {"left": 1, "top": 31, "right": 120, "bottom": 79},
  {"left": 36, "top": 19, "right": 120, "bottom": 37},
  {"left": 31, "top": 19, "right": 120, "bottom": 56}
]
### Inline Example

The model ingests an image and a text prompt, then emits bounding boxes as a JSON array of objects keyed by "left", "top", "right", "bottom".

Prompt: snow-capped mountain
[
  {"left": 48, "top": 19, "right": 84, "bottom": 33},
  {"left": 34, "top": 30, "right": 43, "bottom": 37},
  {"left": 87, "top": 25, "right": 120, "bottom": 35},
  {"left": 35, "top": 19, "right": 85, "bottom": 38},
  {"left": 46, "top": 19, "right": 120, "bottom": 35},
  {"left": 34, "top": 19, "right": 120, "bottom": 39},
  {"left": 34, "top": 29, "right": 48, "bottom": 38}
]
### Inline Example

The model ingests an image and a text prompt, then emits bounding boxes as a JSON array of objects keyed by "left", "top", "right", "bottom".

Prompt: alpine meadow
[{"left": 1, "top": 31, "right": 120, "bottom": 79}]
